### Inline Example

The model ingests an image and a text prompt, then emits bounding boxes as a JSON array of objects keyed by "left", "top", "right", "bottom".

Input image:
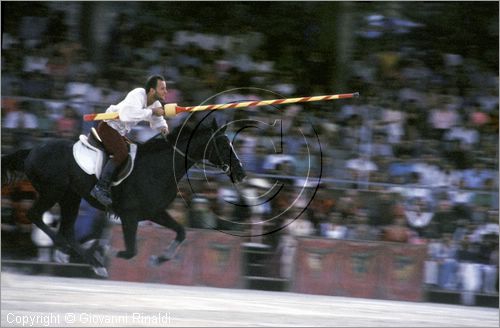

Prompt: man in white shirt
[
  {"left": 3, "top": 105, "right": 39, "bottom": 129},
  {"left": 91, "top": 75, "right": 169, "bottom": 207}
]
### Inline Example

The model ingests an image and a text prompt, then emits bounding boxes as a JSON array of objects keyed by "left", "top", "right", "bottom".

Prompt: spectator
[
  {"left": 387, "top": 154, "right": 414, "bottom": 183},
  {"left": 2, "top": 101, "right": 39, "bottom": 130},
  {"left": 436, "top": 234, "right": 459, "bottom": 290},
  {"left": 346, "top": 209, "right": 380, "bottom": 241},
  {"left": 215, "top": 187, "right": 250, "bottom": 232},
  {"left": 425, "top": 237, "right": 442, "bottom": 286},
  {"left": 456, "top": 235, "right": 483, "bottom": 305},
  {"left": 359, "top": 132, "right": 393, "bottom": 158},
  {"left": 168, "top": 198, "right": 188, "bottom": 227},
  {"left": 380, "top": 100, "right": 406, "bottom": 144},
  {"left": 444, "top": 139, "right": 472, "bottom": 170},
  {"left": 469, "top": 211, "right": 499, "bottom": 244},
  {"left": 432, "top": 200, "right": 459, "bottom": 237},
  {"left": 382, "top": 215, "right": 412, "bottom": 243},
  {"left": 482, "top": 243, "right": 498, "bottom": 294},
  {"left": 367, "top": 190, "right": 398, "bottom": 227},
  {"left": 188, "top": 196, "right": 217, "bottom": 229},
  {"left": 336, "top": 189, "right": 360, "bottom": 222},
  {"left": 411, "top": 154, "right": 443, "bottom": 187},
  {"left": 428, "top": 96, "right": 461, "bottom": 140},
  {"left": 55, "top": 105, "right": 81, "bottom": 140},
  {"left": 323, "top": 211, "right": 348, "bottom": 239},
  {"left": 23, "top": 71, "right": 53, "bottom": 98},
  {"left": 294, "top": 143, "right": 320, "bottom": 178},
  {"left": 278, "top": 208, "right": 313, "bottom": 279},
  {"left": 443, "top": 122, "right": 480, "bottom": 151},
  {"left": 462, "top": 162, "right": 494, "bottom": 189},
  {"left": 404, "top": 196, "right": 434, "bottom": 238},
  {"left": 345, "top": 153, "right": 378, "bottom": 187}
]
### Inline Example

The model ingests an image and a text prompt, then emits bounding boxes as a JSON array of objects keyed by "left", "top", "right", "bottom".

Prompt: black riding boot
[{"left": 91, "top": 160, "right": 117, "bottom": 207}]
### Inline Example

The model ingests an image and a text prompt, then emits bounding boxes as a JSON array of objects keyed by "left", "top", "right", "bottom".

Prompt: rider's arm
[
  {"left": 148, "top": 101, "right": 169, "bottom": 133},
  {"left": 116, "top": 88, "right": 155, "bottom": 122}
]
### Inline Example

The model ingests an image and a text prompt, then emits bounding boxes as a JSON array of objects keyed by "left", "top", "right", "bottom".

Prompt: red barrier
[
  {"left": 107, "top": 224, "right": 242, "bottom": 288},
  {"left": 150, "top": 229, "right": 201, "bottom": 286},
  {"left": 107, "top": 224, "right": 161, "bottom": 283},
  {"left": 197, "top": 231, "right": 243, "bottom": 288},
  {"left": 107, "top": 225, "right": 426, "bottom": 301},
  {"left": 292, "top": 237, "right": 427, "bottom": 301},
  {"left": 336, "top": 241, "right": 382, "bottom": 298},
  {"left": 377, "top": 244, "right": 427, "bottom": 301},
  {"left": 292, "top": 238, "right": 343, "bottom": 295},
  {"left": 107, "top": 224, "right": 199, "bottom": 285}
]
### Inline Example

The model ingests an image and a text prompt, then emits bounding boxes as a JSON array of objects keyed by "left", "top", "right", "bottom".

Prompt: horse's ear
[{"left": 211, "top": 118, "right": 219, "bottom": 130}]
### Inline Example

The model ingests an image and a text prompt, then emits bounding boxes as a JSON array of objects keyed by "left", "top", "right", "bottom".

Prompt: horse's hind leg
[
  {"left": 52, "top": 191, "right": 80, "bottom": 263},
  {"left": 57, "top": 191, "right": 108, "bottom": 277},
  {"left": 148, "top": 211, "right": 186, "bottom": 266},
  {"left": 57, "top": 192, "right": 80, "bottom": 243},
  {"left": 27, "top": 191, "right": 73, "bottom": 254}
]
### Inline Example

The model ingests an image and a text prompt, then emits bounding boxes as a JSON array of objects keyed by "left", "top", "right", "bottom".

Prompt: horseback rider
[{"left": 90, "top": 75, "right": 169, "bottom": 207}]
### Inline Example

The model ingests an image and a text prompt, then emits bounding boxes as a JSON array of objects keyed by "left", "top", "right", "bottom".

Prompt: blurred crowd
[{"left": 1, "top": 3, "right": 498, "bottom": 297}]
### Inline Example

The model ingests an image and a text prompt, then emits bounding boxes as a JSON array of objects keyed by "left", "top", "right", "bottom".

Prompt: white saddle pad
[{"left": 73, "top": 135, "right": 137, "bottom": 186}]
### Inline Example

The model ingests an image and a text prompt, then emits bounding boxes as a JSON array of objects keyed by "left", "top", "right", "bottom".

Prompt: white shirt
[
  {"left": 3, "top": 111, "right": 39, "bottom": 129},
  {"left": 405, "top": 210, "right": 433, "bottom": 228},
  {"left": 345, "top": 158, "right": 378, "bottom": 172},
  {"left": 104, "top": 88, "right": 168, "bottom": 136}
]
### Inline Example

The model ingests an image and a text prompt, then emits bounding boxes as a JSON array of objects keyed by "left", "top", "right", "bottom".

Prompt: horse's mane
[
  {"left": 137, "top": 116, "right": 215, "bottom": 155},
  {"left": 137, "top": 136, "right": 171, "bottom": 154}
]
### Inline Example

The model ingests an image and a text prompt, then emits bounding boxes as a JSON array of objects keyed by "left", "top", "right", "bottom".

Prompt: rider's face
[{"left": 154, "top": 80, "right": 168, "bottom": 101}]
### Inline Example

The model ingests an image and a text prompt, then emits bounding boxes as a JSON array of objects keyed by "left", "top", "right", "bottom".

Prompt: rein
[{"left": 168, "top": 134, "right": 229, "bottom": 173}]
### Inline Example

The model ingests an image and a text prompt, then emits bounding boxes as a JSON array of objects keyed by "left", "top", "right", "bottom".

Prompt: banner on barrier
[
  {"left": 292, "top": 238, "right": 343, "bottom": 295},
  {"left": 291, "top": 237, "right": 426, "bottom": 301},
  {"left": 337, "top": 241, "right": 382, "bottom": 298},
  {"left": 198, "top": 232, "right": 242, "bottom": 288},
  {"left": 378, "top": 244, "right": 427, "bottom": 301}
]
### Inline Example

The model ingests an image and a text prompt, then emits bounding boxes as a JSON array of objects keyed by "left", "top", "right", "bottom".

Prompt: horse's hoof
[
  {"left": 81, "top": 239, "right": 98, "bottom": 250},
  {"left": 93, "top": 266, "right": 108, "bottom": 278},
  {"left": 116, "top": 250, "right": 135, "bottom": 259},
  {"left": 149, "top": 255, "right": 171, "bottom": 266},
  {"left": 149, "top": 255, "right": 160, "bottom": 266},
  {"left": 54, "top": 249, "right": 70, "bottom": 264}
]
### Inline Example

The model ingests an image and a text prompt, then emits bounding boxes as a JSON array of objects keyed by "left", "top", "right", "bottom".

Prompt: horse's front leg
[
  {"left": 116, "top": 216, "right": 138, "bottom": 259},
  {"left": 149, "top": 210, "right": 186, "bottom": 266}
]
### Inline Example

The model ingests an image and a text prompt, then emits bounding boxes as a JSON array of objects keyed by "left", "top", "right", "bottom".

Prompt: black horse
[{"left": 1, "top": 116, "right": 246, "bottom": 276}]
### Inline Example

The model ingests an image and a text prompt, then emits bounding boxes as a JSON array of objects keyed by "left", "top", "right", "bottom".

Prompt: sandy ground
[{"left": 1, "top": 272, "right": 498, "bottom": 327}]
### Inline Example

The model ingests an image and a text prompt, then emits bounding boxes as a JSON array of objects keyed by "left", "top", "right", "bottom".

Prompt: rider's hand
[
  {"left": 152, "top": 107, "right": 165, "bottom": 116},
  {"left": 160, "top": 127, "right": 169, "bottom": 137}
]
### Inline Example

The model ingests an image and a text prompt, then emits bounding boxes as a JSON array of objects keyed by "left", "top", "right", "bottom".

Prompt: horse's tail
[{"left": 1, "top": 149, "right": 31, "bottom": 186}]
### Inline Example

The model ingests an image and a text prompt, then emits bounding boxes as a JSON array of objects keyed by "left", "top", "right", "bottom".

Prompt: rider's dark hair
[{"left": 145, "top": 75, "right": 165, "bottom": 93}]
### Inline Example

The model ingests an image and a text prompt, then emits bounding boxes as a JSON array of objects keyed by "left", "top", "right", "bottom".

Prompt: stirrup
[{"left": 91, "top": 186, "right": 112, "bottom": 206}]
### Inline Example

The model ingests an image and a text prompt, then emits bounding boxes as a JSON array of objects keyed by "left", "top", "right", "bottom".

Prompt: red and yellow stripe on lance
[{"left": 83, "top": 92, "right": 359, "bottom": 121}]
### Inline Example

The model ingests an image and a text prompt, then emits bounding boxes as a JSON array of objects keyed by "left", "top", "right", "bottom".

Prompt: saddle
[{"left": 72, "top": 128, "right": 137, "bottom": 186}]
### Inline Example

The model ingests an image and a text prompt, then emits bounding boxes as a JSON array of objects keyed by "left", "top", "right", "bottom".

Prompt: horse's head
[
  {"left": 200, "top": 119, "right": 247, "bottom": 184},
  {"left": 172, "top": 116, "right": 246, "bottom": 184}
]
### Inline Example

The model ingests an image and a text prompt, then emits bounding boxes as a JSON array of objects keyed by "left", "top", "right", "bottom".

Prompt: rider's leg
[
  {"left": 90, "top": 122, "right": 127, "bottom": 207},
  {"left": 90, "top": 160, "right": 117, "bottom": 207}
]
